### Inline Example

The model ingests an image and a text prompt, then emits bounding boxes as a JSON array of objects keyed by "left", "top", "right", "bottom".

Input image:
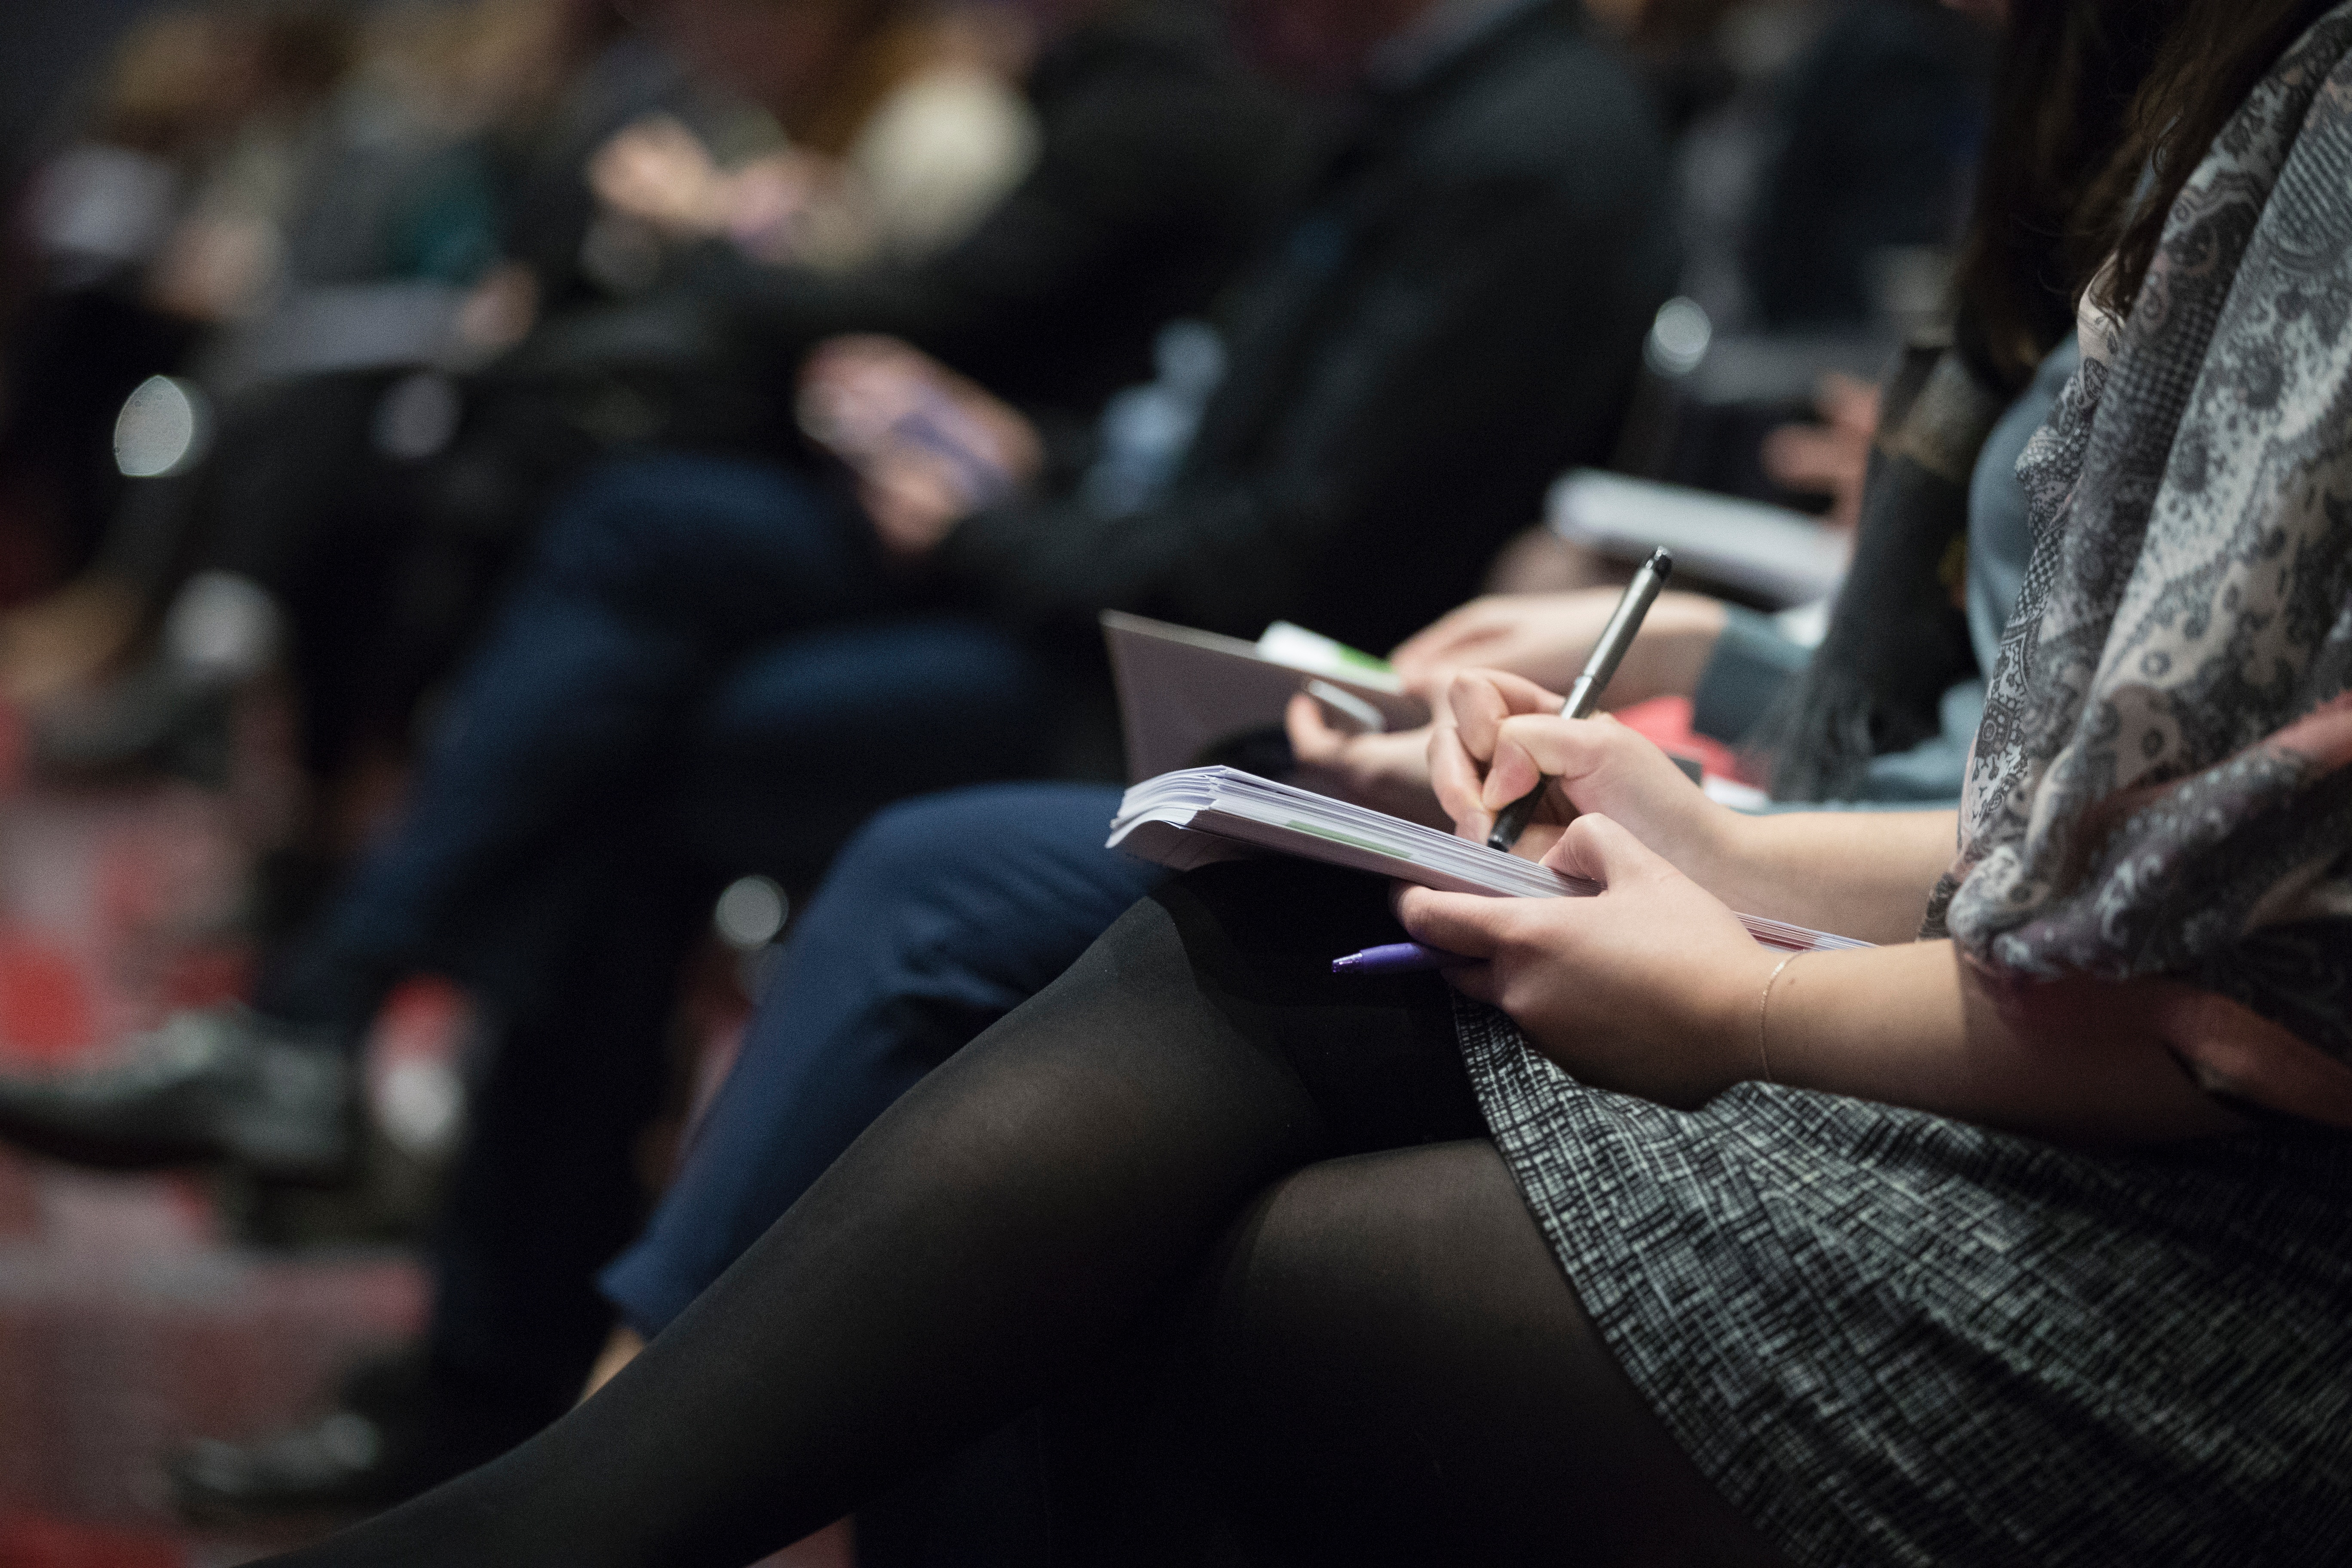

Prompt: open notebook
[
  {"left": 1109, "top": 767, "right": 1869, "bottom": 954},
  {"left": 1102, "top": 611, "right": 1429, "bottom": 781}
]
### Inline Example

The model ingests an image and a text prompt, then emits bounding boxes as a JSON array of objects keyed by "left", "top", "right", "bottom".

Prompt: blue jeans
[{"left": 600, "top": 782, "right": 1164, "bottom": 1337}]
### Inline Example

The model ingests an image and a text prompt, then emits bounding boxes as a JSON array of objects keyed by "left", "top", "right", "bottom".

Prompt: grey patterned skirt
[{"left": 1452, "top": 1001, "right": 2352, "bottom": 1567}]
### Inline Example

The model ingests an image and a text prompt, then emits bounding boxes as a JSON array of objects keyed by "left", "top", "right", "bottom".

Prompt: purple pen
[{"left": 1330, "top": 942, "right": 1464, "bottom": 977}]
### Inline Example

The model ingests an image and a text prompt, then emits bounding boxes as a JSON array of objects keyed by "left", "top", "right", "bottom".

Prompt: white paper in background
[{"left": 1547, "top": 469, "right": 1850, "bottom": 608}]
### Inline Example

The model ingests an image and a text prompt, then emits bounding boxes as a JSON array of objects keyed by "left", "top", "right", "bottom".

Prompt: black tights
[{"left": 262, "top": 864, "right": 1784, "bottom": 1567}]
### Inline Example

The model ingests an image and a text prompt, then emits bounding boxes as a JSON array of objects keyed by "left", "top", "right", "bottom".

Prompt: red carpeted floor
[
  {"left": 0, "top": 712, "right": 844, "bottom": 1567},
  {"left": 0, "top": 741, "right": 430, "bottom": 1564}
]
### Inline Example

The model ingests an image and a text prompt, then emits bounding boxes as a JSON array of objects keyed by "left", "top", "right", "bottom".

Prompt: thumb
[{"left": 1539, "top": 813, "right": 1667, "bottom": 888}]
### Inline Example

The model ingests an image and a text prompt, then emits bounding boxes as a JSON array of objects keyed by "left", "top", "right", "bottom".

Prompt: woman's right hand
[
  {"left": 590, "top": 115, "right": 729, "bottom": 237},
  {"left": 1430, "top": 668, "right": 1739, "bottom": 885}
]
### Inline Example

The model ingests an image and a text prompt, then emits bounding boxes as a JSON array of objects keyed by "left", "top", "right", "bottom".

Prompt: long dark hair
[
  {"left": 2090, "top": 0, "right": 2342, "bottom": 310},
  {"left": 1954, "top": 0, "right": 2340, "bottom": 392},
  {"left": 1762, "top": 0, "right": 2343, "bottom": 800}
]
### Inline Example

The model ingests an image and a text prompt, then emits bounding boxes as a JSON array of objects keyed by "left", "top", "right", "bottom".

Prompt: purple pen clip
[{"left": 1331, "top": 941, "right": 1463, "bottom": 977}]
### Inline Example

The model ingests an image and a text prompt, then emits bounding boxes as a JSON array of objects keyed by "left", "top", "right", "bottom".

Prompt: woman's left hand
[{"left": 1394, "top": 814, "right": 1777, "bottom": 1107}]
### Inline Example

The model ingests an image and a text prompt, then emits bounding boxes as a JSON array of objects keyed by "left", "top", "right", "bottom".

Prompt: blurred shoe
[
  {"left": 171, "top": 1352, "right": 553, "bottom": 1523},
  {"left": 0, "top": 1007, "right": 356, "bottom": 1183},
  {"left": 30, "top": 661, "right": 236, "bottom": 786}
]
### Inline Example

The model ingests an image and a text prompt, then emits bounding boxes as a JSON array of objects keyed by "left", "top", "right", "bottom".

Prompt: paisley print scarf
[{"left": 1924, "top": 5, "right": 2352, "bottom": 1127}]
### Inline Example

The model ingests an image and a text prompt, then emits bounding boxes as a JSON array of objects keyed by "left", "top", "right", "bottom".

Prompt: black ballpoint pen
[{"left": 1485, "top": 546, "right": 1675, "bottom": 852}]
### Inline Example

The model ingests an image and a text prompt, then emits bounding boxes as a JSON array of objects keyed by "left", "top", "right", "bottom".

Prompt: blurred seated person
[
  {"left": 585, "top": 2, "right": 1039, "bottom": 273},
  {"left": 2, "top": 0, "right": 635, "bottom": 712},
  {"left": 585, "top": 317, "right": 2078, "bottom": 1394},
  {"left": 239, "top": 0, "right": 2352, "bottom": 1554},
  {"left": 4, "top": 0, "right": 1681, "bottom": 1519},
  {"left": 12, "top": 0, "right": 1279, "bottom": 817},
  {"left": 0, "top": 1, "right": 350, "bottom": 591}
]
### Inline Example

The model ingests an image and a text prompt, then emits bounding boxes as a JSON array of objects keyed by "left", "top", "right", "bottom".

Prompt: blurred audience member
[
  {"left": 0, "top": 0, "right": 626, "bottom": 716},
  {"left": 588, "top": 1, "right": 1038, "bottom": 271},
  {"left": 11, "top": 0, "right": 1286, "bottom": 855},
  {"left": 0, "top": 2, "right": 349, "bottom": 591},
  {"left": 1671, "top": 0, "right": 1991, "bottom": 335},
  {"left": 0, "top": 0, "right": 1679, "bottom": 1524}
]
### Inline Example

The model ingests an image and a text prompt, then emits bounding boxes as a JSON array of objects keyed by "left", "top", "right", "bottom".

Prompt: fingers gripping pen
[{"left": 1485, "top": 547, "right": 1674, "bottom": 852}]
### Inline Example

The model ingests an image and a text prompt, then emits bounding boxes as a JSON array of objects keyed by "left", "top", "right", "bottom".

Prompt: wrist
[
  {"left": 1702, "top": 943, "right": 1788, "bottom": 1095},
  {"left": 1670, "top": 790, "right": 1754, "bottom": 905},
  {"left": 1608, "top": 594, "right": 1727, "bottom": 706}
]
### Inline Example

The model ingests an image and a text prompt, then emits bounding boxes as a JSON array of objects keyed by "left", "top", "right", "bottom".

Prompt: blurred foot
[
  {"left": 28, "top": 661, "right": 236, "bottom": 785},
  {"left": 0, "top": 1007, "right": 355, "bottom": 1182},
  {"left": 172, "top": 1353, "right": 555, "bottom": 1523}
]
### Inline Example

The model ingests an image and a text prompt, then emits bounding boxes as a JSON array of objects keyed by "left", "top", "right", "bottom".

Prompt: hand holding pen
[
  {"left": 1335, "top": 549, "right": 1675, "bottom": 975},
  {"left": 1485, "top": 548, "right": 1673, "bottom": 851}
]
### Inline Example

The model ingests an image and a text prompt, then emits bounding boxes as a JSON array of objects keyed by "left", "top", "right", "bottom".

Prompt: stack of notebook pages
[{"left": 1109, "top": 767, "right": 1870, "bottom": 954}]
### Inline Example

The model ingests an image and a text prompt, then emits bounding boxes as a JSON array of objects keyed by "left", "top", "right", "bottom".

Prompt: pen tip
[{"left": 1646, "top": 547, "right": 1675, "bottom": 580}]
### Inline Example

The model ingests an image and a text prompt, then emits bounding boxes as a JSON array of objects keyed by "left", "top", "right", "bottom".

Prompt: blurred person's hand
[
  {"left": 455, "top": 262, "right": 540, "bottom": 352},
  {"left": 721, "top": 151, "right": 832, "bottom": 262},
  {"left": 1388, "top": 590, "right": 1728, "bottom": 707},
  {"left": 147, "top": 214, "right": 280, "bottom": 321},
  {"left": 799, "top": 336, "right": 1042, "bottom": 558},
  {"left": 589, "top": 115, "right": 733, "bottom": 237},
  {"left": 1283, "top": 695, "right": 1451, "bottom": 827},
  {"left": 0, "top": 578, "right": 145, "bottom": 706},
  {"left": 1477, "top": 525, "right": 1626, "bottom": 595},
  {"left": 1759, "top": 371, "right": 1880, "bottom": 530},
  {"left": 591, "top": 116, "right": 844, "bottom": 263}
]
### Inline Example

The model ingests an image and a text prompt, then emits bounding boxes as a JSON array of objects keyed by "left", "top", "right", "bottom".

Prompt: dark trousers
[
  {"left": 600, "top": 782, "right": 1161, "bottom": 1337},
  {"left": 263, "top": 453, "right": 1057, "bottom": 1409}
]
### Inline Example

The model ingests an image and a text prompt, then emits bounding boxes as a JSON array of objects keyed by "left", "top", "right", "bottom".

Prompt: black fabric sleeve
[
  {"left": 685, "top": 34, "right": 1290, "bottom": 412},
  {"left": 934, "top": 155, "right": 1675, "bottom": 649}
]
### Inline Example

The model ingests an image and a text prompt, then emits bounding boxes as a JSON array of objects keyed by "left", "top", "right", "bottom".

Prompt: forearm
[
  {"left": 1696, "top": 808, "right": 1956, "bottom": 943},
  {"left": 1756, "top": 942, "right": 2244, "bottom": 1145},
  {"left": 1588, "top": 593, "right": 1727, "bottom": 707}
]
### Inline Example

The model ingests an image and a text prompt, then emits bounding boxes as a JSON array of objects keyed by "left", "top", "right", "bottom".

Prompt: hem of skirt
[{"left": 1449, "top": 995, "right": 1850, "bottom": 1568}]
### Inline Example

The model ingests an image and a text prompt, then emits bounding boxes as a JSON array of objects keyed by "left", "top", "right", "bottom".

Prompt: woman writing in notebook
[{"left": 264, "top": 1, "right": 2351, "bottom": 1563}]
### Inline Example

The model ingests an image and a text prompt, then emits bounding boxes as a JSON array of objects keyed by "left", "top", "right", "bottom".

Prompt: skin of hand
[
  {"left": 1432, "top": 667, "right": 1960, "bottom": 939},
  {"left": 1401, "top": 667, "right": 2246, "bottom": 1143},
  {"left": 1388, "top": 591, "right": 1728, "bottom": 707},
  {"left": 580, "top": 1325, "right": 646, "bottom": 1403},
  {"left": 454, "top": 262, "right": 539, "bottom": 352},
  {"left": 1427, "top": 668, "right": 1733, "bottom": 873},
  {"left": 1402, "top": 812, "right": 1777, "bottom": 1107},
  {"left": 1758, "top": 371, "right": 1881, "bottom": 531},
  {"left": 1283, "top": 694, "right": 1453, "bottom": 827},
  {"left": 799, "top": 336, "right": 1044, "bottom": 558},
  {"left": 0, "top": 576, "right": 146, "bottom": 705},
  {"left": 589, "top": 114, "right": 733, "bottom": 237}
]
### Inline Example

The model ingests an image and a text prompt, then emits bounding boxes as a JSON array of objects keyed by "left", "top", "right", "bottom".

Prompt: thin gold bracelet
[{"left": 1757, "top": 952, "right": 1802, "bottom": 1084}]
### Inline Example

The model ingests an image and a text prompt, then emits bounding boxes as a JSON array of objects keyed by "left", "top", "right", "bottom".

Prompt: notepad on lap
[{"left": 1109, "top": 766, "right": 1868, "bottom": 954}]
